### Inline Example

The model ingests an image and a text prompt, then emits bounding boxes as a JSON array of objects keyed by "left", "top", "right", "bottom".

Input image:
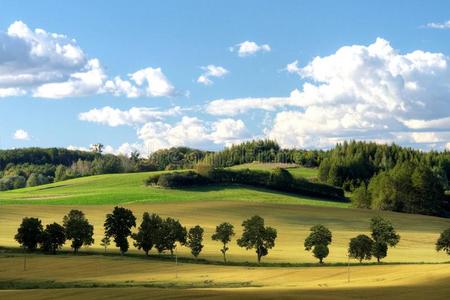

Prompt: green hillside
[
  {"left": 0, "top": 169, "right": 340, "bottom": 207},
  {"left": 229, "top": 162, "right": 318, "bottom": 179}
]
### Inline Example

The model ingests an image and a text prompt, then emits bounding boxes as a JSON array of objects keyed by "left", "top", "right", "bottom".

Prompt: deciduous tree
[
  {"left": 41, "top": 222, "right": 66, "bottom": 254},
  {"left": 104, "top": 206, "right": 136, "bottom": 255},
  {"left": 436, "top": 227, "right": 450, "bottom": 255},
  {"left": 304, "top": 224, "right": 332, "bottom": 263},
  {"left": 370, "top": 216, "right": 400, "bottom": 262},
  {"left": 211, "top": 222, "right": 235, "bottom": 263},
  {"left": 132, "top": 212, "right": 162, "bottom": 256},
  {"left": 348, "top": 234, "right": 374, "bottom": 263},
  {"left": 15, "top": 217, "right": 43, "bottom": 251},
  {"left": 63, "top": 209, "right": 94, "bottom": 253},
  {"left": 237, "top": 215, "right": 277, "bottom": 263},
  {"left": 187, "top": 225, "right": 204, "bottom": 258}
]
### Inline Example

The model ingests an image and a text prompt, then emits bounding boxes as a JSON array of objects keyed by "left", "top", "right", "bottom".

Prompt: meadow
[
  {"left": 1, "top": 254, "right": 449, "bottom": 300},
  {"left": 1, "top": 167, "right": 449, "bottom": 299}
]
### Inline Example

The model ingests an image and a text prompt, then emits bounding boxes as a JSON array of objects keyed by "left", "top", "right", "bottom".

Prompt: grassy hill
[
  {"left": 0, "top": 169, "right": 335, "bottom": 206},
  {"left": 1, "top": 166, "right": 449, "bottom": 299},
  {"left": 229, "top": 162, "right": 318, "bottom": 179}
]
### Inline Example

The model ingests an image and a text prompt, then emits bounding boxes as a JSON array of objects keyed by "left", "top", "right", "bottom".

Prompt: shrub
[
  {"left": 26, "top": 173, "right": 50, "bottom": 187},
  {"left": 144, "top": 174, "right": 161, "bottom": 186},
  {"left": 156, "top": 171, "right": 210, "bottom": 188},
  {"left": 352, "top": 184, "right": 372, "bottom": 208},
  {"left": 268, "top": 168, "right": 293, "bottom": 189},
  {"left": 0, "top": 175, "right": 26, "bottom": 191}
]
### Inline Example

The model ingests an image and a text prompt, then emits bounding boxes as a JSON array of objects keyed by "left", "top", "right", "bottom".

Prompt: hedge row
[{"left": 145, "top": 167, "right": 346, "bottom": 202}]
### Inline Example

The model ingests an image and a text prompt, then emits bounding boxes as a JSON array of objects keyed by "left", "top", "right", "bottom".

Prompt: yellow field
[
  {"left": 1, "top": 254, "right": 449, "bottom": 300},
  {"left": 1, "top": 201, "right": 449, "bottom": 263}
]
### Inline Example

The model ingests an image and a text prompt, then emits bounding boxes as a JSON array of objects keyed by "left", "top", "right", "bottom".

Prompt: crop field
[
  {"left": 1, "top": 169, "right": 449, "bottom": 299},
  {"left": 0, "top": 254, "right": 449, "bottom": 300}
]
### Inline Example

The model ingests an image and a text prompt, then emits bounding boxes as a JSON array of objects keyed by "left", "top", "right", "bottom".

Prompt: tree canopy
[
  {"left": 104, "top": 206, "right": 136, "bottom": 255},
  {"left": 237, "top": 215, "right": 277, "bottom": 263},
  {"left": 304, "top": 224, "right": 332, "bottom": 263}
]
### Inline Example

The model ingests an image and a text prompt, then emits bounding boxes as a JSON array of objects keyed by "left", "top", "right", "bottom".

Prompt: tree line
[
  {"left": 0, "top": 146, "right": 153, "bottom": 191},
  {"left": 15, "top": 207, "right": 450, "bottom": 264},
  {"left": 201, "top": 140, "right": 324, "bottom": 168},
  {"left": 146, "top": 165, "right": 345, "bottom": 201}
]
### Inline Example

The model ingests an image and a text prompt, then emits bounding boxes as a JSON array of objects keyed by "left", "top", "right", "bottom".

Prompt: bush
[
  {"left": 352, "top": 184, "right": 371, "bottom": 208},
  {"left": 26, "top": 173, "right": 50, "bottom": 187},
  {"left": 156, "top": 171, "right": 210, "bottom": 188},
  {"left": 0, "top": 175, "right": 26, "bottom": 191},
  {"left": 268, "top": 168, "right": 293, "bottom": 189},
  {"left": 144, "top": 174, "right": 161, "bottom": 186},
  {"left": 146, "top": 167, "right": 346, "bottom": 202}
]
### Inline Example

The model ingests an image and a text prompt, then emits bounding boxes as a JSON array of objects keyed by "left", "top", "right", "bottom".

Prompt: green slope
[
  {"left": 229, "top": 162, "right": 318, "bottom": 179},
  {"left": 0, "top": 171, "right": 345, "bottom": 207}
]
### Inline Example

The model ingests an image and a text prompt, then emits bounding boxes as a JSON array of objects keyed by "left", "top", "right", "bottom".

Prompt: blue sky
[{"left": 1, "top": 0, "right": 450, "bottom": 154}]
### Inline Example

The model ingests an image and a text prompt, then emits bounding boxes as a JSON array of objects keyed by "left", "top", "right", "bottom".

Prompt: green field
[
  {"left": 229, "top": 162, "right": 319, "bottom": 179},
  {"left": 1, "top": 168, "right": 449, "bottom": 299},
  {"left": 0, "top": 170, "right": 336, "bottom": 207}
]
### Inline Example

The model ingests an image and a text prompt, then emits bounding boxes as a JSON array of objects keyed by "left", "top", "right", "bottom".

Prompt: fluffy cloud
[
  {"left": 230, "top": 41, "right": 271, "bottom": 57},
  {"left": 0, "top": 87, "right": 25, "bottom": 97},
  {"left": 206, "top": 91, "right": 299, "bottom": 116},
  {"left": 13, "top": 129, "right": 30, "bottom": 140},
  {"left": 0, "top": 21, "right": 86, "bottom": 92},
  {"left": 33, "top": 59, "right": 106, "bottom": 98},
  {"left": 0, "top": 21, "right": 176, "bottom": 99},
  {"left": 137, "top": 116, "right": 249, "bottom": 152},
  {"left": 79, "top": 106, "right": 182, "bottom": 127},
  {"left": 138, "top": 116, "right": 210, "bottom": 152},
  {"left": 425, "top": 20, "right": 450, "bottom": 29},
  {"left": 197, "top": 65, "right": 228, "bottom": 85},
  {"left": 212, "top": 38, "right": 450, "bottom": 150},
  {"left": 103, "top": 67, "right": 176, "bottom": 98},
  {"left": 210, "top": 118, "right": 248, "bottom": 146}
]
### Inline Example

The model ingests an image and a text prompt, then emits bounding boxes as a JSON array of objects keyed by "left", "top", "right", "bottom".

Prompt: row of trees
[
  {"left": 352, "top": 162, "right": 446, "bottom": 216},
  {"left": 318, "top": 141, "right": 450, "bottom": 190},
  {"left": 16, "top": 208, "right": 449, "bottom": 263},
  {"left": 0, "top": 146, "right": 154, "bottom": 191},
  {"left": 201, "top": 140, "right": 324, "bottom": 168},
  {"left": 146, "top": 166, "right": 345, "bottom": 201},
  {"left": 15, "top": 210, "right": 94, "bottom": 254}
]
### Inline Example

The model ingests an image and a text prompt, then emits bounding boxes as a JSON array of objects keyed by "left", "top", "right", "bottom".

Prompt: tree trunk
[
  {"left": 145, "top": 250, "right": 149, "bottom": 256},
  {"left": 257, "top": 253, "right": 261, "bottom": 263},
  {"left": 222, "top": 244, "right": 227, "bottom": 263},
  {"left": 319, "top": 257, "right": 323, "bottom": 264},
  {"left": 377, "top": 257, "right": 380, "bottom": 263}
]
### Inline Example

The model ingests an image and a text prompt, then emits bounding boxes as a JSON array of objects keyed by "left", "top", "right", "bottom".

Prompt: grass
[
  {"left": 1, "top": 167, "right": 449, "bottom": 299},
  {"left": 229, "top": 162, "right": 318, "bottom": 179},
  {"left": 1, "top": 201, "right": 449, "bottom": 263},
  {"left": 1, "top": 254, "right": 450, "bottom": 300},
  {"left": 0, "top": 170, "right": 337, "bottom": 206}
]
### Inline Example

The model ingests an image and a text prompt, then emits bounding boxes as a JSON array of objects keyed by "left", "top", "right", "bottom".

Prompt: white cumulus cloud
[
  {"left": 13, "top": 129, "right": 30, "bottom": 140},
  {"left": 210, "top": 118, "right": 248, "bottom": 146},
  {"left": 197, "top": 65, "right": 228, "bottom": 85},
  {"left": 230, "top": 41, "right": 271, "bottom": 57},
  {"left": 0, "top": 21, "right": 177, "bottom": 99},
  {"left": 79, "top": 106, "right": 182, "bottom": 127},
  {"left": 210, "top": 38, "right": 450, "bottom": 150}
]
